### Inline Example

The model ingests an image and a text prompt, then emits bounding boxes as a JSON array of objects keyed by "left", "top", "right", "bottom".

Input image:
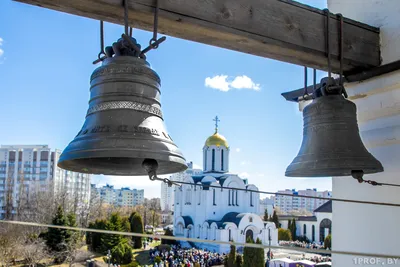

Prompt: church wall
[{"left": 203, "top": 145, "right": 229, "bottom": 173}]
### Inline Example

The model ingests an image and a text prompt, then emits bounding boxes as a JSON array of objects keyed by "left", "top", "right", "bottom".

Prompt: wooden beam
[{"left": 13, "top": 0, "right": 381, "bottom": 73}]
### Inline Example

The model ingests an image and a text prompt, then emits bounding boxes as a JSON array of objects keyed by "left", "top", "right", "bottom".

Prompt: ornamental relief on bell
[{"left": 90, "top": 65, "right": 161, "bottom": 84}]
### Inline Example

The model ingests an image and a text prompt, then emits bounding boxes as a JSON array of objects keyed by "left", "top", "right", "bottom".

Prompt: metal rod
[
  {"left": 124, "top": 0, "right": 129, "bottom": 36},
  {"left": 338, "top": 13, "right": 344, "bottom": 86},
  {"left": 153, "top": 0, "right": 159, "bottom": 41},
  {"left": 324, "top": 9, "right": 331, "bottom": 80},
  {"left": 313, "top": 69, "right": 316, "bottom": 92},
  {"left": 303, "top": 66, "right": 308, "bottom": 97}
]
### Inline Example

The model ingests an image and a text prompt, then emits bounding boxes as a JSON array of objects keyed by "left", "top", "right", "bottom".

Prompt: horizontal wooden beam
[
  {"left": 13, "top": 0, "right": 381, "bottom": 73},
  {"left": 282, "top": 59, "right": 400, "bottom": 102}
]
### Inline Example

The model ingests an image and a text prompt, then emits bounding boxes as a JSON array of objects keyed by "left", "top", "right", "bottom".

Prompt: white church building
[{"left": 173, "top": 118, "right": 278, "bottom": 253}]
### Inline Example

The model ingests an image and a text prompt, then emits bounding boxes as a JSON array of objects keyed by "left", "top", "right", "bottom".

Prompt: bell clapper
[
  {"left": 142, "top": 158, "right": 159, "bottom": 181},
  {"left": 142, "top": 158, "right": 179, "bottom": 188},
  {"left": 351, "top": 170, "right": 384, "bottom": 186},
  {"left": 351, "top": 170, "right": 364, "bottom": 183}
]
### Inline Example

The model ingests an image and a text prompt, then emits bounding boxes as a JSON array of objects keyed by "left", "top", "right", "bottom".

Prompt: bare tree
[
  {"left": 64, "top": 240, "right": 92, "bottom": 267},
  {"left": 0, "top": 224, "right": 25, "bottom": 267},
  {"left": 20, "top": 239, "right": 50, "bottom": 267},
  {"left": 4, "top": 168, "right": 15, "bottom": 220}
]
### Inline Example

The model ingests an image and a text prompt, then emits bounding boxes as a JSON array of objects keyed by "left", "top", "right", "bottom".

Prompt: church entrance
[
  {"left": 245, "top": 229, "right": 254, "bottom": 243},
  {"left": 319, "top": 219, "right": 332, "bottom": 243}
]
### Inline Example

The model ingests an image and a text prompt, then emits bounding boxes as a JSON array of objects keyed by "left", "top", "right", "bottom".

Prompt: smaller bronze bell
[
  {"left": 58, "top": 36, "right": 187, "bottom": 176},
  {"left": 286, "top": 77, "right": 384, "bottom": 178}
]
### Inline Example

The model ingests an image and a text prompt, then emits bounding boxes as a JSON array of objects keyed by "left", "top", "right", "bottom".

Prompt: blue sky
[{"left": 0, "top": 0, "right": 331, "bottom": 198}]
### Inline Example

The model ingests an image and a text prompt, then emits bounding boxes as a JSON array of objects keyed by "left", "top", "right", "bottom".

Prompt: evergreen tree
[
  {"left": 324, "top": 234, "right": 332, "bottom": 249},
  {"left": 243, "top": 237, "right": 264, "bottom": 267},
  {"left": 278, "top": 228, "right": 292, "bottom": 241},
  {"left": 254, "top": 238, "right": 265, "bottom": 267},
  {"left": 129, "top": 212, "right": 144, "bottom": 249},
  {"left": 101, "top": 212, "right": 128, "bottom": 253},
  {"left": 227, "top": 244, "right": 236, "bottom": 267},
  {"left": 122, "top": 216, "right": 131, "bottom": 232},
  {"left": 162, "top": 228, "right": 177, "bottom": 245},
  {"left": 288, "top": 220, "right": 292, "bottom": 232},
  {"left": 235, "top": 254, "right": 243, "bottom": 267},
  {"left": 263, "top": 209, "right": 269, "bottom": 221},
  {"left": 271, "top": 210, "right": 279, "bottom": 229},
  {"left": 46, "top": 205, "right": 69, "bottom": 252},
  {"left": 66, "top": 212, "right": 79, "bottom": 245},
  {"left": 87, "top": 219, "right": 108, "bottom": 252},
  {"left": 243, "top": 236, "right": 254, "bottom": 267},
  {"left": 291, "top": 218, "right": 297, "bottom": 241},
  {"left": 110, "top": 242, "right": 133, "bottom": 264}
]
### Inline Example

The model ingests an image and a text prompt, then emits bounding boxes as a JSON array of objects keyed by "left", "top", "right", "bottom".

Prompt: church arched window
[
  {"left": 221, "top": 150, "right": 224, "bottom": 171},
  {"left": 228, "top": 190, "right": 231, "bottom": 206},
  {"left": 212, "top": 149, "right": 215, "bottom": 171},
  {"left": 198, "top": 187, "right": 201, "bottom": 205},
  {"left": 231, "top": 189, "right": 235, "bottom": 204},
  {"left": 312, "top": 225, "right": 315, "bottom": 242},
  {"left": 213, "top": 189, "right": 216, "bottom": 206},
  {"left": 204, "top": 149, "right": 207, "bottom": 170},
  {"left": 250, "top": 192, "right": 254, "bottom": 207},
  {"left": 235, "top": 190, "right": 238, "bottom": 206},
  {"left": 185, "top": 187, "right": 191, "bottom": 205}
]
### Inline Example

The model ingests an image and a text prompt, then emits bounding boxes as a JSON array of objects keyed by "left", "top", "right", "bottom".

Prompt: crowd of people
[
  {"left": 306, "top": 256, "right": 331, "bottom": 264},
  {"left": 278, "top": 240, "right": 325, "bottom": 250},
  {"left": 149, "top": 244, "right": 225, "bottom": 267}
]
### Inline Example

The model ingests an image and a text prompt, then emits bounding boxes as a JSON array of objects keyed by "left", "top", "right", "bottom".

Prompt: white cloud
[
  {"left": 205, "top": 75, "right": 230, "bottom": 92},
  {"left": 235, "top": 148, "right": 241, "bottom": 153},
  {"left": 239, "top": 172, "right": 250, "bottom": 178},
  {"left": 0, "top": 37, "right": 3, "bottom": 57},
  {"left": 257, "top": 173, "right": 265, "bottom": 177},
  {"left": 230, "top": 75, "right": 261, "bottom": 91},
  {"left": 205, "top": 75, "right": 261, "bottom": 92}
]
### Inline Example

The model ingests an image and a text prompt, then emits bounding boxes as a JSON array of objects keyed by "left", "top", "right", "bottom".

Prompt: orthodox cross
[{"left": 213, "top": 116, "right": 220, "bottom": 132}]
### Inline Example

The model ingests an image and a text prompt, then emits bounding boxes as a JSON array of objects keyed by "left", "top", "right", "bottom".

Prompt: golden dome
[{"left": 205, "top": 131, "right": 229, "bottom": 147}]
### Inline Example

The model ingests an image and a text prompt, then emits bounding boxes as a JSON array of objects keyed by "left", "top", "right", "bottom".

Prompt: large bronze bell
[
  {"left": 286, "top": 77, "right": 383, "bottom": 178},
  {"left": 58, "top": 37, "right": 187, "bottom": 176}
]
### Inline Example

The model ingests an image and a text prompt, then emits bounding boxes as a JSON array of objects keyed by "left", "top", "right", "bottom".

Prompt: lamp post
[
  {"left": 267, "top": 227, "right": 271, "bottom": 261},
  {"left": 106, "top": 249, "right": 111, "bottom": 267}
]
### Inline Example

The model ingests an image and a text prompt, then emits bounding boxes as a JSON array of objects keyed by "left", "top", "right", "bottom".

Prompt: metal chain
[
  {"left": 357, "top": 178, "right": 400, "bottom": 187},
  {"left": 313, "top": 68, "right": 317, "bottom": 93},
  {"left": 139, "top": 0, "right": 167, "bottom": 58},
  {"left": 324, "top": 9, "right": 332, "bottom": 81},
  {"left": 303, "top": 66, "right": 309, "bottom": 99},
  {"left": 97, "top": 21, "right": 106, "bottom": 60},
  {"left": 124, "top": 0, "right": 129, "bottom": 36},
  {"left": 337, "top": 13, "right": 348, "bottom": 98},
  {"left": 151, "top": 0, "right": 160, "bottom": 47}
]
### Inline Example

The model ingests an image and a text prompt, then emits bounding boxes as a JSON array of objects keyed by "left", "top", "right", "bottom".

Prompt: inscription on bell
[
  {"left": 116, "top": 125, "right": 160, "bottom": 136},
  {"left": 91, "top": 125, "right": 110, "bottom": 133}
]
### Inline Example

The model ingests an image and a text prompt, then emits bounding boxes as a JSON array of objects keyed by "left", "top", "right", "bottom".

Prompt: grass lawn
[{"left": 47, "top": 241, "right": 161, "bottom": 267}]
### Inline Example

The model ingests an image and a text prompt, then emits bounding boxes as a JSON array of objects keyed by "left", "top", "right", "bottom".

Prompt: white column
[{"left": 325, "top": 1, "right": 400, "bottom": 266}]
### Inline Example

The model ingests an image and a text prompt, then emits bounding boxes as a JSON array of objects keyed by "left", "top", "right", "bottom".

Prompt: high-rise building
[
  {"left": 259, "top": 196, "right": 275, "bottom": 217},
  {"left": 0, "top": 145, "right": 91, "bottom": 219},
  {"left": 160, "top": 162, "right": 202, "bottom": 211},
  {"left": 93, "top": 184, "right": 144, "bottom": 207},
  {"left": 274, "top": 188, "right": 332, "bottom": 214}
]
